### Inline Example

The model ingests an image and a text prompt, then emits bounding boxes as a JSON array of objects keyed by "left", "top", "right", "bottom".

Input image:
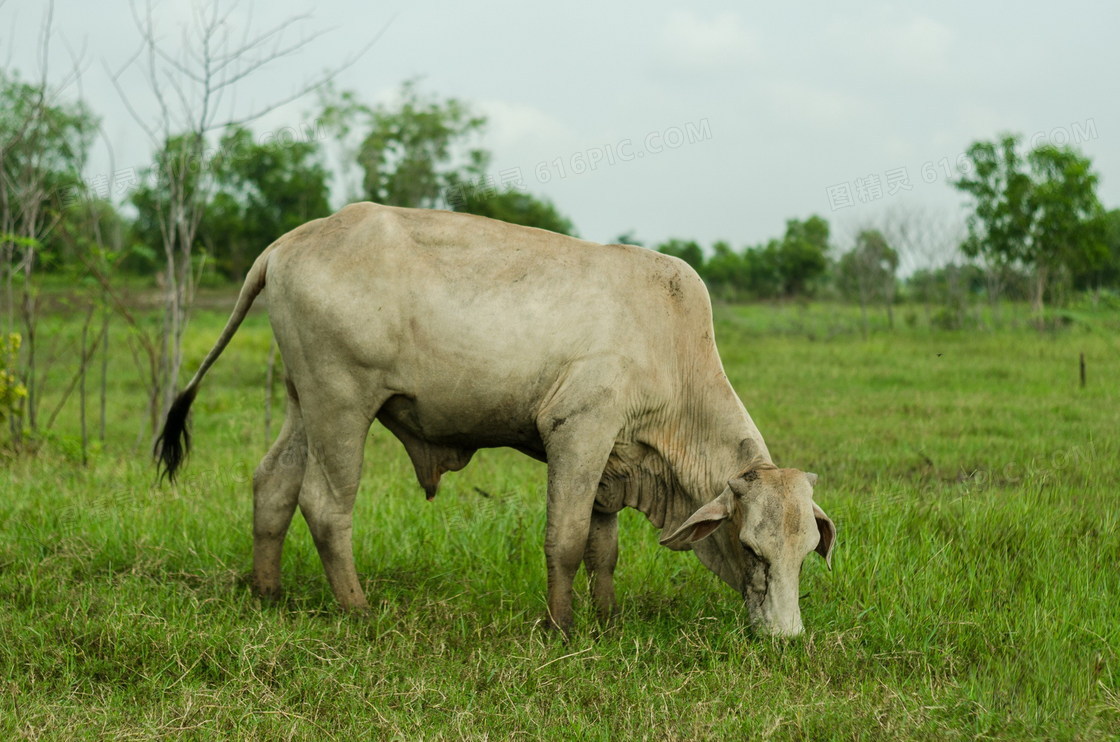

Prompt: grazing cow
[{"left": 157, "top": 202, "right": 835, "bottom": 636}]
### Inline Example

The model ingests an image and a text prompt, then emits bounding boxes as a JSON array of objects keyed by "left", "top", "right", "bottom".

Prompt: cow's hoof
[
  {"left": 593, "top": 600, "right": 621, "bottom": 624},
  {"left": 250, "top": 579, "right": 283, "bottom": 604},
  {"left": 536, "top": 613, "right": 573, "bottom": 641}
]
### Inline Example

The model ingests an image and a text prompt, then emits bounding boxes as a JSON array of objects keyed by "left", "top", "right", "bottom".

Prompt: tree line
[
  {"left": 644, "top": 136, "right": 1119, "bottom": 329},
  {"left": 7, "top": 64, "right": 1114, "bottom": 309}
]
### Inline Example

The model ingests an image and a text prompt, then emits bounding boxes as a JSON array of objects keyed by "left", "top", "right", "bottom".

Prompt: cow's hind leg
[
  {"left": 584, "top": 509, "right": 620, "bottom": 623},
  {"left": 298, "top": 403, "right": 375, "bottom": 611},
  {"left": 252, "top": 383, "right": 306, "bottom": 600}
]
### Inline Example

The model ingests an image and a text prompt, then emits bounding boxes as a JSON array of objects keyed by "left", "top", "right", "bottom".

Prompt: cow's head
[{"left": 660, "top": 467, "right": 835, "bottom": 637}]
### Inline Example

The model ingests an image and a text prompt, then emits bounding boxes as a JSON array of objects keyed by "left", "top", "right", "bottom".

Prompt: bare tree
[
  {"left": 880, "top": 204, "right": 971, "bottom": 328},
  {"left": 837, "top": 227, "right": 899, "bottom": 336},
  {"left": 880, "top": 204, "right": 964, "bottom": 277},
  {"left": 0, "top": 0, "right": 94, "bottom": 441},
  {"left": 109, "top": 0, "right": 372, "bottom": 436}
]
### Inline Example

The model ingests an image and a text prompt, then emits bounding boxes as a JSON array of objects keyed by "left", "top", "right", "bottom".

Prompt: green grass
[{"left": 2, "top": 300, "right": 1119, "bottom": 739}]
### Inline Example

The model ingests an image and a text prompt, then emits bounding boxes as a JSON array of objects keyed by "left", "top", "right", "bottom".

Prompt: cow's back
[{"left": 263, "top": 203, "right": 716, "bottom": 443}]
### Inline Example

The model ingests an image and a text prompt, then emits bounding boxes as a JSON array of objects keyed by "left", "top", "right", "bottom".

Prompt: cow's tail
[{"left": 155, "top": 244, "right": 276, "bottom": 482}]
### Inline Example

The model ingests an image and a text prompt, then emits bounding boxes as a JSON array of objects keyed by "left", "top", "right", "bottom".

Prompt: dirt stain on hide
[
  {"left": 783, "top": 494, "right": 803, "bottom": 538},
  {"left": 738, "top": 468, "right": 761, "bottom": 483},
  {"left": 666, "top": 275, "right": 683, "bottom": 301}
]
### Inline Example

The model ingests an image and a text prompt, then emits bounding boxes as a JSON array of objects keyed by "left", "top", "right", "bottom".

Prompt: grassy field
[{"left": 2, "top": 299, "right": 1119, "bottom": 739}]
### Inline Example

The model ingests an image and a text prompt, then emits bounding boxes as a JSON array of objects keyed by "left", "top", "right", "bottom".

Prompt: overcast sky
[{"left": 3, "top": 0, "right": 1118, "bottom": 259}]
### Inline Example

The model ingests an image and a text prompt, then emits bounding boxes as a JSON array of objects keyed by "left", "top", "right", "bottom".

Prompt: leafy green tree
[
  {"left": 56, "top": 197, "right": 130, "bottom": 270},
  {"left": 702, "top": 240, "right": 747, "bottom": 298},
  {"left": 203, "top": 126, "right": 332, "bottom": 278},
  {"left": 0, "top": 69, "right": 97, "bottom": 436},
  {"left": 1026, "top": 145, "right": 1108, "bottom": 302},
  {"left": 0, "top": 69, "right": 98, "bottom": 280},
  {"left": 656, "top": 238, "right": 705, "bottom": 272},
  {"left": 954, "top": 136, "right": 1032, "bottom": 274},
  {"left": 1075, "top": 209, "right": 1120, "bottom": 291},
  {"left": 130, "top": 133, "right": 206, "bottom": 268},
  {"left": 954, "top": 134, "right": 1105, "bottom": 314},
  {"left": 740, "top": 241, "right": 784, "bottom": 298},
  {"left": 451, "top": 187, "right": 575, "bottom": 235},
  {"left": 773, "top": 215, "right": 831, "bottom": 297},
  {"left": 321, "top": 80, "right": 489, "bottom": 208},
  {"left": 0, "top": 70, "right": 96, "bottom": 228},
  {"left": 838, "top": 229, "right": 900, "bottom": 331}
]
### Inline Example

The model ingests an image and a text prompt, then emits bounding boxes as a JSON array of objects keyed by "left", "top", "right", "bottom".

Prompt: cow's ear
[
  {"left": 813, "top": 502, "right": 836, "bottom": 570},
  {"left": 660, "top": 492, "right": 732, "bottom": 547},
  {"left": 805, "top": 471, "right": 818, "bottom": 487}
]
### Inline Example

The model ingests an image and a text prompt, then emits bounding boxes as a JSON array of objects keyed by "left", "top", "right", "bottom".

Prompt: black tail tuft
[{"left": 155, "top": 386, "right": 199, "bottom": 482}]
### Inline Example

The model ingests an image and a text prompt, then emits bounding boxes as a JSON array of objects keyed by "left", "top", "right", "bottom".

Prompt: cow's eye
[{"left": 741, "top": 541, "right": 767, "bottom": 564}]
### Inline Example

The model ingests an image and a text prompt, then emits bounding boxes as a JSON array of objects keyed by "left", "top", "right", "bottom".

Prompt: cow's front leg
[
  {"left": 543, "top": 474, "right": 597, "bottom": 634},
  {"left": 584, "top": 508, "right": 620, "bottom": 623},
  {"left": 540, "top": 412, "right": 617, "bottom": 636}
]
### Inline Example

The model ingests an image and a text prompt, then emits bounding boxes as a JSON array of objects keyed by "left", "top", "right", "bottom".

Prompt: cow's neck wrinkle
[{"left": 615, "top": 376, "right": 773, "bottom": 535}]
